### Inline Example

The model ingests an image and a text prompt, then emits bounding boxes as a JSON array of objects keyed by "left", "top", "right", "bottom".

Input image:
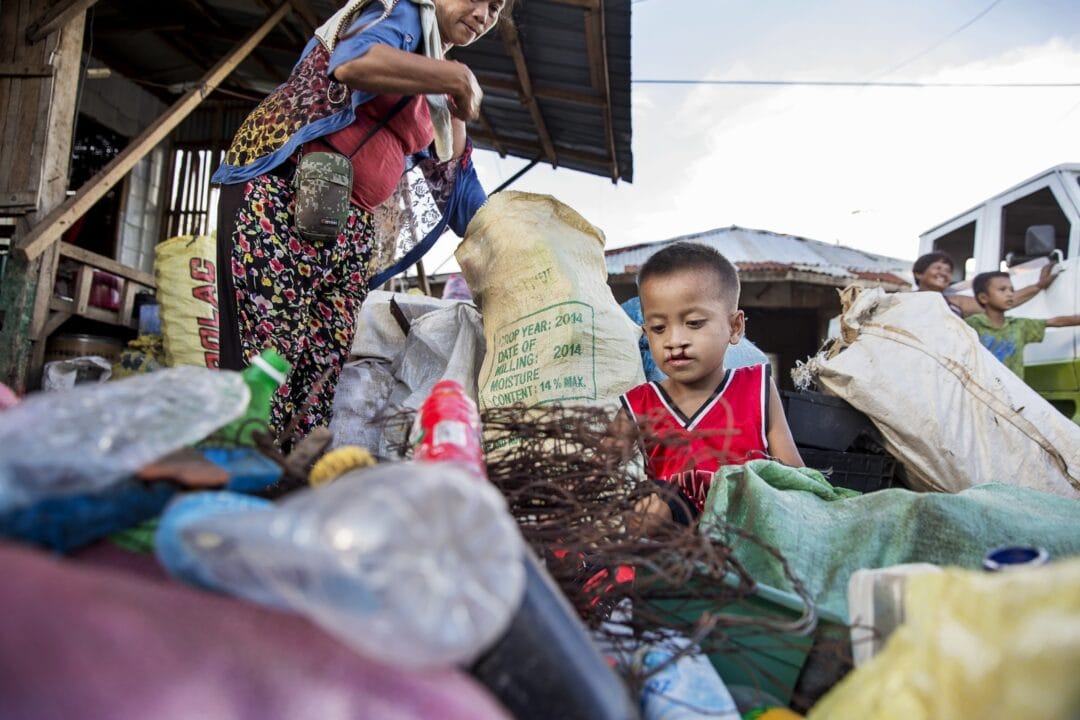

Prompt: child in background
[
  {"left": 613, "top": 242, "right": 803, "bottom": 525},
  {"left": 966, "top": 270, "right": 1080, "bottom": 380}
]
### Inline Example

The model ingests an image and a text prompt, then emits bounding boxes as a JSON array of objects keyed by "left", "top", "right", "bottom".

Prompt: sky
[{"left": 420, "top": 0, "right": 1080, "bottom": 277}]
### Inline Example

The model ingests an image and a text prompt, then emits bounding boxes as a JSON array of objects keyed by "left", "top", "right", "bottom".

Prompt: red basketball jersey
[{"left": 620, "top": 364, "right": 770, "bottom": 512}]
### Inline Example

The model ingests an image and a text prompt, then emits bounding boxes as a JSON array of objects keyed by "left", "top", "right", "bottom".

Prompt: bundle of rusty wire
[{"left": 381, "top": 400, "right": 852, "bottom": 702}]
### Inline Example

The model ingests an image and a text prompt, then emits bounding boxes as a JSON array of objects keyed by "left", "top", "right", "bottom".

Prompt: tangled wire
[{"left": 385, "top": 401, "right": 852, "bottom": 703}]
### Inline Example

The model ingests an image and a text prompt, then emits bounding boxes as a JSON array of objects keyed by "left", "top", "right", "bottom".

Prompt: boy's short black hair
[
  {"left": 972, "top": 271, "right": 1010, "bottom": 302},
  {"left": 637, "top": 242, "right": 740, "bottom": 309},
  {"left": 912, "top": 251, "right": 954, "bottom": 276}
]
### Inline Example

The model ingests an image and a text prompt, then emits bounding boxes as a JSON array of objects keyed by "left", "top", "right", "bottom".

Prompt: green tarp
[{"left": 700, "top": 460, "right": 1080, "bottom": 621}]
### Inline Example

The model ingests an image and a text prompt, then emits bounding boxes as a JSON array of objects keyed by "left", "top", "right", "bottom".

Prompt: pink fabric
[{"left": 0, "top": 542, "right": 511, "bottom": 720}]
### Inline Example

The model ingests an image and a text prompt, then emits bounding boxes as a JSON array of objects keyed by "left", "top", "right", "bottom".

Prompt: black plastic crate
[
  {"left": 798, "top": 448, "right": 895, "bottom": 493},
  {"left": 781, "top": 390, "right": 876, "bottom": 452}
]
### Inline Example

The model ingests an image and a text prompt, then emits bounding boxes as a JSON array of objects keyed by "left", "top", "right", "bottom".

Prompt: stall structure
[{"left": 0, "top": 0, "right": 633, "bottom": 391}]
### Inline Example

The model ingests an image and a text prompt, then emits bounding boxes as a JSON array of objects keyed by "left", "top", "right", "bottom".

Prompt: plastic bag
[
  {"left": 808, "top": 558, "right": 1080, "bottom": 719},
  {"left": 0, "top": 367, "right": 248, "bottom": 512},
  {"left": 155, "top": 235, "right": 221, "bottom": 368},
  {"left": 456, "top": 192, "right": 643, "bottom": 410},
  {"left": 42, "top": 356, "right": 112, "bottom": 391},
  {"left": 796, "top": 288, "right": 1080, "bottom": 498}
]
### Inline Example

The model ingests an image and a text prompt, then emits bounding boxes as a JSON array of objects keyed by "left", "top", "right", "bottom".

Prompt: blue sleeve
[
  {"left": 447, "top": 154, "right": 488, "bottom": 237},
  {"left": 328, "top": 2, "right": 423, "bottom": 76}
]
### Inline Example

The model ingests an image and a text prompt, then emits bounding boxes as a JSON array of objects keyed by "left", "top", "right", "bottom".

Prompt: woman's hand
[{"left": 448, "top": 62, "right": 484, "bottom": 121}]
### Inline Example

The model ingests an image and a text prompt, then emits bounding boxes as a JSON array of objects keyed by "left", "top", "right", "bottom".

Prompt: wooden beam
[
  {"left": 468, "top": 130, "right": 612, "bottom": 167},
  {"left": 584, "top": 1, "right": 619, "bottom": 182},
  {"left": 17, "top": 2, "right": 292, "bottom": 263},
  {"left": 474, "top": 72, "right": 605, "bottom": 107},
  {"left": 41, "top": 310, "right": 73, "bottom": 339},
  {"left": 181, "top": 0, "right": 288, "bottom": 84},
  {"left": 498, "top": 20, "right": 557, "bottom": 165},
  {"left": 0, "top": 63, "right": 54, "bottom": 78},
  {"left": 26, "top": 0, "right": 99, "bottom": 43},
  {"left": 288, "top": 0, "right": 319, "bottom": 36},
  {"left": 59, "top": 243, "right": 157, "bottom": 288},
  {"left": 253, "top": 0, "right": 303, "bottom": 44}
]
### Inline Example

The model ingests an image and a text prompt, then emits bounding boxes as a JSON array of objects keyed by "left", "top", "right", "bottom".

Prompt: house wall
[
  {"left": 77, "top": 66, "right": 167, "bottom": 273},
  {"left": 78, "top": 67, "right": 166, "bottom": 139}
]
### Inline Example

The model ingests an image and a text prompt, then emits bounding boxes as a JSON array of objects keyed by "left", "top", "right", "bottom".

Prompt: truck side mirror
[{"left": 1024, "top": 225, "right": 1056, "bottom": 256}]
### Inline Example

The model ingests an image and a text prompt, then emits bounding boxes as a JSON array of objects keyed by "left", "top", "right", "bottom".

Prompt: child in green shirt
[{"left": 965, "top": 271, "right": 1080, "bottom": 379}]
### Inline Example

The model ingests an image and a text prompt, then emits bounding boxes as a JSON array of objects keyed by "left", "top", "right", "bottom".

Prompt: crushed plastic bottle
[
  {"left": 0, "top": 366, "right": 249, "bottom": 513},
  {"left": 636, "top": 636, "right": 741, "bottom": 720},
  {"left": 155, "top": 460, "right": 526, "bottom": 668}
]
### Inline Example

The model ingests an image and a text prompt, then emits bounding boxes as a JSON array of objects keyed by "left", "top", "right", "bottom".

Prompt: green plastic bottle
[{"left": 218, "top": 349, "right": 291, "bottom": 447}]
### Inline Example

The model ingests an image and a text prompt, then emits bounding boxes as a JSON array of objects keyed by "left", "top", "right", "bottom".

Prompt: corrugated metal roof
[
  {"left": 88, "top": 0, "right": 632, "bottom": 183},
  {"left": 606, "top": 226, "right": 912, "bottom": 285}
]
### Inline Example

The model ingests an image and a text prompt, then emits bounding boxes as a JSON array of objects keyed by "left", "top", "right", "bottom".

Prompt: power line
[
  {"left": 873, "top": 0, "right": 1006, "bottom": 79},
  {"left": 632, "top": 79, "right": 1080, "bottom": 88}
]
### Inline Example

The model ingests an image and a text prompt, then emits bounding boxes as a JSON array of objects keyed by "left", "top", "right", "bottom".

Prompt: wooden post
[
  {"left": 0, "top": 0, "right": 85, "bottom": 392},
  {"left": 16, "top": 1, "right": 292, "bottom": 264}
]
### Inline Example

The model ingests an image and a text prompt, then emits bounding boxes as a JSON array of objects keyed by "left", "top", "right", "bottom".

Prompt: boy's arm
[
  {"left": 765, "top": 377, "right": 804, "bottom": 467},
  {"left": 1046, "top": 314, "right": 1080, "bottom": 328},
  {"left": 607, "top": 407, "right": 676, "bottom": 531},
  {"left": 1011, "top": 263, "right": 1058, "bottom": 310},
  {"left": 953, "top": 294, "right": 984, "bottom": 318}
]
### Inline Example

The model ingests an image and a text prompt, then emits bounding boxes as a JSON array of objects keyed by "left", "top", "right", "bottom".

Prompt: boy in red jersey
[{"left": 615, "top": 242, "right": 803, "bottom": 525}]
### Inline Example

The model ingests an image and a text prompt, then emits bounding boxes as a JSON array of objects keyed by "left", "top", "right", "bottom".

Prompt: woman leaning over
[{"left": 211, "top": 0, "right": 511, "bottom": 439}]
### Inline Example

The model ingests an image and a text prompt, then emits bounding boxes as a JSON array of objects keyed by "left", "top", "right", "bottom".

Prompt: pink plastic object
[
  {"left": 413, "top": 380, "right": 485, "bottom": 479},
  {"left": 0, "top": 383, "right": 19, "bottom": 410},
  {"left": 0, "top": 543, "right": 512, "bottom": 720},
  {"left": 89, "top": 271, "right": 122, "bottom": 311}
]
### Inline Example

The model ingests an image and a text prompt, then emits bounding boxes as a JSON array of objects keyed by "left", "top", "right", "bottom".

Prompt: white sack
[
  {"left": 797, "top": 288, "right": 1080, "bottom": 498},
  {"left": 351, "top": 290, "right": 465, "bottom": 361},
  {"left": 455, "top": 191, "right": 644, "bottom": 410},
  {"left": 332, "top": 299, "right": 486, "bottom": 457}
]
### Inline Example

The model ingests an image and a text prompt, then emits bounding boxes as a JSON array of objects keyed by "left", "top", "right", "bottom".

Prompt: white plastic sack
[
  {"left": 455, "top": 192, "right": 644, "bottom": 410},
  {"left": 797, "top": 288, "right": 1080, "bottom": 498},
  {"left": 328, "top": 359, "right": 397, "bottom": 453},
  {"left": 331, "top": 298, "right": 486, "bottom": 457},
  {"left": 351, "top": 290, "right": 465, "bottom": 361}
]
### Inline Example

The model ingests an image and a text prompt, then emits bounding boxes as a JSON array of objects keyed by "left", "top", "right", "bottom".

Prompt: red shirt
[
  {"left": 620, "top": 364, "right": 770, "bottom": 512},
  {"left": 307, "top": 94, "right": 433, "bottom": 211}
]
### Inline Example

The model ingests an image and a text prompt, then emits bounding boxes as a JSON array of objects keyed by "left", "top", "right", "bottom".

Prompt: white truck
[{"left": 918, "top": 163, "right": 1080, "bottom": 423}]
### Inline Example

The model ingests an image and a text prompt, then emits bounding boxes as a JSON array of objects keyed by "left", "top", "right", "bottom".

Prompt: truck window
[
  {"left": 1000, "top": 187, "right": 1070, "bottom": 265},
  {"left": 932, "top": 221, "right": 976, "bottom": 281}
]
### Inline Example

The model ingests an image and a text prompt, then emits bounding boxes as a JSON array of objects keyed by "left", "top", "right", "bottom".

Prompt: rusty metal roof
[
  {"left": 606, "top": 226, "right": 913, "bottom": 287},
  {"left": 85, "top": 0, "right": 632, "bottom": 182}
]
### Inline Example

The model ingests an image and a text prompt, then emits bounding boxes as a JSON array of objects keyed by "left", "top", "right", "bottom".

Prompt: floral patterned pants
[{"left": 225, "top": 173, "right": 374, "bottom": 439}]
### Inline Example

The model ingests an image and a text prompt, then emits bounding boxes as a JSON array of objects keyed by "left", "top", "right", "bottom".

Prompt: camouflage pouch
[{"left": 293, "top": 151, "right": 353, "bottom": 243}]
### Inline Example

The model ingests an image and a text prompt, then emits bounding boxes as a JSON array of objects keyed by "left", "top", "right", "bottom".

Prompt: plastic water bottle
[
  {"left": 214, "top": 349, "right": 290, "bottom": 446},
  {"left": 0, "top": 366, "right": 249, "bottom": 513},
  {"left": 155, "top": 460, "right": 526, "bottom": 669},
  {"left": 635, "top": 637, "right": 741, "bottom": 720},
  {"left": 412, "top": 379, "right": 485, "bottom": 478}
]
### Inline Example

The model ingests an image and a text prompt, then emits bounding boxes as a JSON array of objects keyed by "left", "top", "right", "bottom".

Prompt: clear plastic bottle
[
  {"left": 213, "top": 349, "right": 290, "bottom": 446},
  {"left": 635, "top": 637, "right": 741, "bottom": 720},
  {"left": 155, "top": 460, "right": 526, "bottom": 668},
  {"left": 0, "top": 366, "right": 250, "bottom": 513}
]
